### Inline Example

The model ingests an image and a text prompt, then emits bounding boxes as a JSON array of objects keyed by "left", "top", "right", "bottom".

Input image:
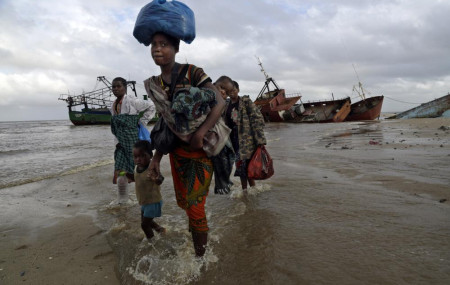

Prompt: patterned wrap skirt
[{"left": 170, "top": 145, "right": 212, "bottom": 233}]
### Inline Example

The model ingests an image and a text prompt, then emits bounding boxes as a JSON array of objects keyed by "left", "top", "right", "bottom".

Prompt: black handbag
[
  {"left": 150, "top": 117, "right": 176, "bottom": 155},
  {"left": 149, "top": 63, "right": 190, "bottom": 154}
]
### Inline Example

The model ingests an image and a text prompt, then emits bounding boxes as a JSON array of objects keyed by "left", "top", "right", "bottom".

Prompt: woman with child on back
[{"left": 215, "top": 76, "right": 267, "bottom": 190}]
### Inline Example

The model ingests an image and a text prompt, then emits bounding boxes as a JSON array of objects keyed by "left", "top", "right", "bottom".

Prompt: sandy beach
[
  {"left": 0, "top": 164, "right": 120, "bottom": 284},
  {"left": 1, "top": 117, "right": 449, "bottom": 284}
]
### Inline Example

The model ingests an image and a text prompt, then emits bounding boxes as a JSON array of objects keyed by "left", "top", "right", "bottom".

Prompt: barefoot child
[{"left": 133, "top": 140, "right": 165, "bottom": 240}]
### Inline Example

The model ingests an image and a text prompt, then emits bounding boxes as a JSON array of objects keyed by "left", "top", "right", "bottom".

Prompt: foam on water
[
  {"left": 127, "top": 234, "right": 218, "bottom": 285},
  {"left": 99, "top": 178, "right": 277, "bottom": 284},
  {"left": 229, "top": 183, "right": 272, "bottom": 199}
]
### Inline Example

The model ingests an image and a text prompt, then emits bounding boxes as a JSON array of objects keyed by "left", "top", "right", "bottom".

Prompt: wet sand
[
  {"left": 0, "top": 165, "right": 120, "bottom": 284},
  {"left": 0, "top": 117, "right": 449, "bottom": 284}
]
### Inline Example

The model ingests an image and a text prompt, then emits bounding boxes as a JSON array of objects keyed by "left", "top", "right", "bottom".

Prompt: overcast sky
[{"left": 1, "top": 0, "right": 449, "bottom": 121}]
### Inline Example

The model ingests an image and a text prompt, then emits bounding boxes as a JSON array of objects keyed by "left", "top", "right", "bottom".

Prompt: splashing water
[
  {"left": 127, "top": 232, "right": 219, "bottom": 285},
  {"left": 229, "top": 183, "right": 272, "bottom": 199}
]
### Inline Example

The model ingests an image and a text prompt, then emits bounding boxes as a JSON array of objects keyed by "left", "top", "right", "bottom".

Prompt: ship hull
[
  {"left": 289, "top": 97, "right": 352, "bottom": 123},
  {"left": 254, "top": 89, "right": 301, "bottom": 122},
  {"left": 387, "top": 94, "right": 450, "bottom": 119},
  {"left": 346, "top": 95, "right": 384, "bottom": 121},
  {"left": 255, "top": 97, "right": 301, "bottom": 122},
  {"left": 68, "top": 109, "right": 158, "bottom": 126},
  {"left": 69, "top": 109, "right": 111, "bottom": 125}
]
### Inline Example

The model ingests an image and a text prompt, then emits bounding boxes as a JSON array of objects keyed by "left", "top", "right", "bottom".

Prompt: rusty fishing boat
[
  {"left": 345, "top": 68, "right": 384, "bottom": 121},
  {"left": 253, "top": 58, "right": 351, "bottom": 123}
]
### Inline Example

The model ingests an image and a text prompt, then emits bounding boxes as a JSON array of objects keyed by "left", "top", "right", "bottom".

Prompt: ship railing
[
  {"left": 59, "top": 87, "right": 115, "bottom": 108},
  {"left": 285, "top": 92, "right": 302, "bottom": 98}
]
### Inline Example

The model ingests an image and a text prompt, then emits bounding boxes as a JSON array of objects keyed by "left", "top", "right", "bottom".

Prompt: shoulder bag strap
[
  {"left": 169, "top": 63, "right": 191, "bottom": 98},
  {"left": 169, "top": 63, "right": 180, "bottom": 98}
]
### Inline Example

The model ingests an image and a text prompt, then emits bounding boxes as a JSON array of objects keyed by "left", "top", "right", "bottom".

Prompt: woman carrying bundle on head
[{"left": 133, "top": 0, "right": 227, "bottom": 257}]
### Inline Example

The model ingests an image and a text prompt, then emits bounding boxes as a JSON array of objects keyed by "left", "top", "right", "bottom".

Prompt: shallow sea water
[
  {"left": 0, "top": 120, "right": 114, "bottom": 189},
  {"left": 2, "top": 120, "right": 449, "bottom": 284},
  {"left": 102, "top": 121, "right": 450, "bottom": 285}
]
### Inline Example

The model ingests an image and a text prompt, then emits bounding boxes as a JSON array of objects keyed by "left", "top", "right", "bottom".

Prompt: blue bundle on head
[{"left": 133, "top": 0, "right": 196, "bottom": 46}]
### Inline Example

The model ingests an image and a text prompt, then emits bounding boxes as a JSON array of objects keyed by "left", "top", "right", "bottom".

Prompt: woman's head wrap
[{"left": 133, "top": 0, "right": 196, "bottom": 46}]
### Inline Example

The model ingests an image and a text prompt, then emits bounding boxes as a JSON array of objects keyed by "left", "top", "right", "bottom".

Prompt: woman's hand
[
  {"left": 147, "top": 151, "right": 163, "bottom": 181},
  {"left": 147, "top": 159, "right": 160, "bottom": 182},
  {"left": 189, "top": 129, "right": 205, "bottom": 150}
]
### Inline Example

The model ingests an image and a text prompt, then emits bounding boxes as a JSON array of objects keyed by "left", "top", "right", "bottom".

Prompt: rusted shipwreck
[
  {"left": 253, "top": 58, "right": 350, "bottom": 123},
  {"left": 387, "top": 93, "right": 450, "bottom": 119},
  {"left": 345, "top": 82, "right": 384, "bottom": 121}
]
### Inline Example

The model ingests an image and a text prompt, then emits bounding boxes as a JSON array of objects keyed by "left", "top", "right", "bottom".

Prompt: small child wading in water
[{"left": 133, "top": 140, "right": 165, "bottom": 240}]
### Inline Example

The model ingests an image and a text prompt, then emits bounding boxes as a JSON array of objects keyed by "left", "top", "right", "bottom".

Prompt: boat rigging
[{"left": 58, "top": 76, "right": 141, "bottom": 125}]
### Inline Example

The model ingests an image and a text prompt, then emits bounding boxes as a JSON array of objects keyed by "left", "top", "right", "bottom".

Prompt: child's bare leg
[
  {"left": 248, "top": 178, "right": 256, "bottom": 188},
  {"left": 150, "top": 220, "right": 166, "bottom": 234},
  {"left": 141, "top": 212, "right": 154, "bottom": 239}
]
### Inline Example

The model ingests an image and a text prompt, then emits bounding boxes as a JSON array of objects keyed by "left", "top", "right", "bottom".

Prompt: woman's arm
[
  {"left": 131, "top": 96, "right": 156, "bottom": 125},
  {"left": 148, "top": 150, "right": 163, "bottom": 181},
  {"left": 189, "top": 82, "right": 225, "bottom": 149},
  {"left": 139, "top": 104, "right": 156, "bottom": 125}
]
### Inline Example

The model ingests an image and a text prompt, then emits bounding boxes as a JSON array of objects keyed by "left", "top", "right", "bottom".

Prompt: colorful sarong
[
  {"left": 111, "top": 114, "right": 140, "bottom": 175},
  {"left": 169, "top": 145, "right": 212, "bottom": 233}
]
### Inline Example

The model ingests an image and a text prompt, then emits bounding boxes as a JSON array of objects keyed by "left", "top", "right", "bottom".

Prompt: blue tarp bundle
[{"left": 133, "top": 0, "right": 195, "bottom": 46}]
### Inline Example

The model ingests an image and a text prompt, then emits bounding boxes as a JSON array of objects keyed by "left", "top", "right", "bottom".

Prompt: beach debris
[
  {"left": 341, "top": 145, "right": 351, "bottom": 149},
  {"left": 438, "top": 125, "right": 450, "bottom": 131},
  {"left": 15, "top": 245, "right": 28, "bottom": 250},
  {"left": 67, "top": 203, "right": 71, "bottom": 207},
  {"left": 439, "top": 199, "right": 447, "bottom": 203},
  {"left": 369, "top": 140, "right": 379, "bottom": 145},
  {"left": 20, "top": 271, "right": 26, "bottom": 276}
]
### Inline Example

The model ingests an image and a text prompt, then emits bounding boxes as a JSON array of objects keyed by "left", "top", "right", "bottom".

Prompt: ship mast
[
  {"left": 257, "top": 56, "right": 270, "bottom": 81},
  {"left": 97, "top": 76, "right": 112, "bottom": 91},
  {"left": 97, "top": 76, "right": 137, "bottom": 97},
  {"left": 255, "top": 56, "right": 280, "bottom": 99},
  {"left": 352, "top": 64, "right": 367, "bottom": 100}
]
